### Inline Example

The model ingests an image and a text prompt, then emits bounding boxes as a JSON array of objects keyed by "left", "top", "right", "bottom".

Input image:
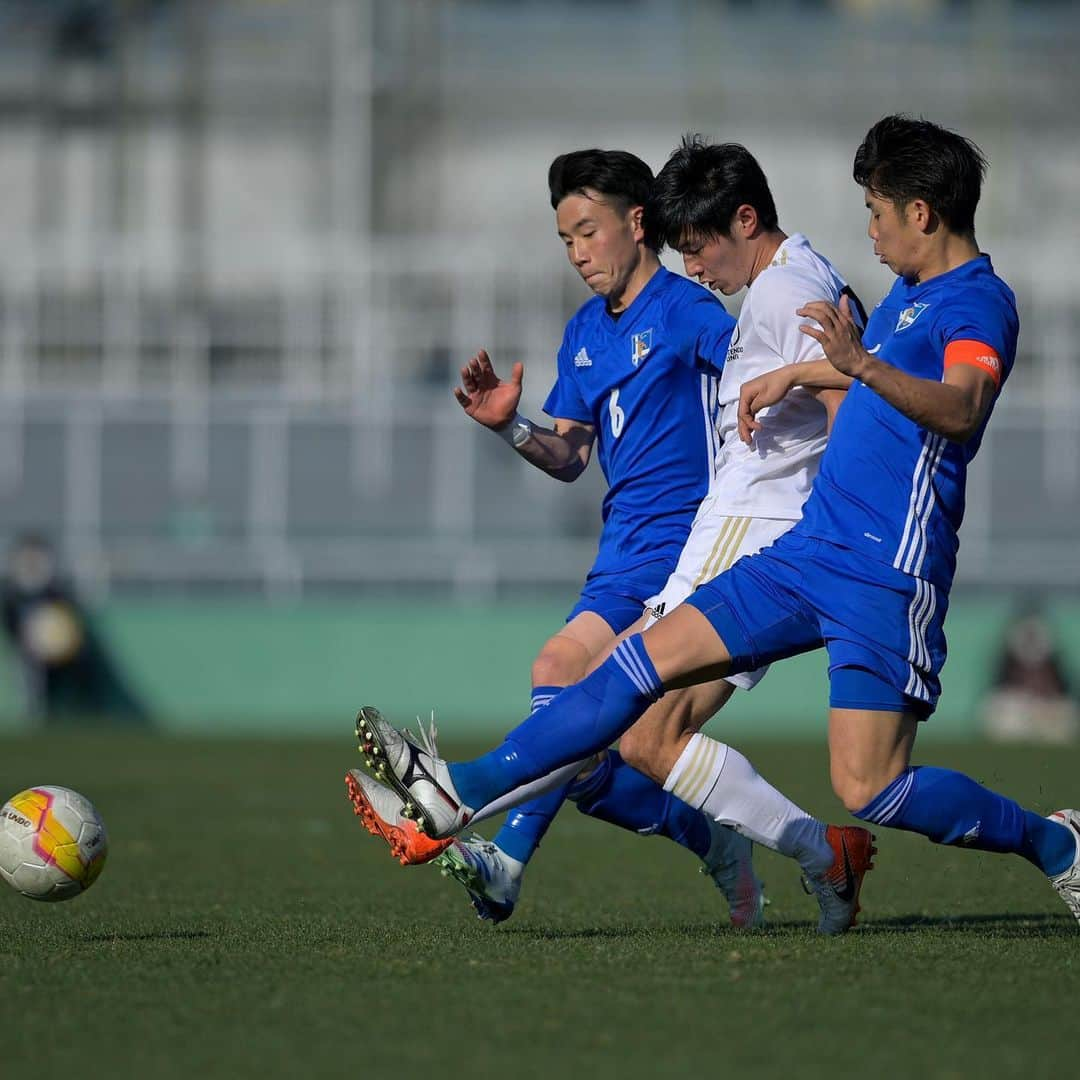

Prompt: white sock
[
  {"left": 664, "top": 733, "right": 832, "bottom": 876},
  {"left": 467, "top": 759, "right": 587, "bottom": 827}
]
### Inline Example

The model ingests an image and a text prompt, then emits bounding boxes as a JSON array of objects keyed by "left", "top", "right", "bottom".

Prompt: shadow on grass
[
  {"left": 501, "top": 912, "right": 1074, "bottom": 940},
  {"left": 856, "top": 911, "right": 1074, "bottom": 936},
  {"left": 80, "top": 929, "right": 215, "bottom": 943},
  {"left": 501, "top": 923, "right": 750, "bottom": 940}
]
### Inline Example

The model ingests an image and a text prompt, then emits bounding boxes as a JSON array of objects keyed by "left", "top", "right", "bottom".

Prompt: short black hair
[
  {"left": 649, "top": 135, "right": 779, "bottom": 251},
  {"left": 547, "top": 149, "right": 660, "bottom": 251},
  {"left": 853, "top": 115, "right": 987, "bottom": 235}
]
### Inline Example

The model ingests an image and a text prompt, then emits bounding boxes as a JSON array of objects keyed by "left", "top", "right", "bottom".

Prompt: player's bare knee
[
  {"left": 531, "top": 640, "right": 586, "bottom": 688},
  {"left": 831, "top": 769, "right": 889, "bottom": 814}
]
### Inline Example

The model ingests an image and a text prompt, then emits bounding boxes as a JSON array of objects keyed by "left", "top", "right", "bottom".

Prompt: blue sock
[
  {"left": 529, "top": 685, "right": 561, "bottom": 715},
  {"left": 448, "top": 636, "right": 663, "bottom": 810},
  {"left": 489, "top": 685, "right": 569, "bottom": 864},
  {"left": 855, "top": 765, "right": 1077, "bottom": 876},
  {"left": 493, "top": 783, "right": 572, "bottom": 864},
  {"left": 568, "top": 750, "right": 712, "bottom": 859}
]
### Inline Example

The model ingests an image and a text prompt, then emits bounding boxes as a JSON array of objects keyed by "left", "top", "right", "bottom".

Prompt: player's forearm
[
  {"left": 856, "top": 357, "right": 984, "bottom": 442},
  {"left": 513, "top": 426, "right": 587, "bottom": 482},
  {"left": 787, "top": 359, "right": 854, "bottom": 391},
  {"left": 814, "top": 387, "right": 848, "bottom": 434}
]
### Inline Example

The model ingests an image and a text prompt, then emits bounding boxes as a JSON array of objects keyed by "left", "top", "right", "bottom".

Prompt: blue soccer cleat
[
  {"left": 701, "top": 820, "right": 767, "bottom": 930},
  {"left": 431, "top": 834, "right": 523, "bottom": 924}
]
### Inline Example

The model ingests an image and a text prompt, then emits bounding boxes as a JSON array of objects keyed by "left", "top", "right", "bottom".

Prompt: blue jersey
[
  {"left": 543, "top": 267, "right": 735, "bottom": 578},
  {"left": 796, "top": 254, "right": 1019, "bottom": 593}
]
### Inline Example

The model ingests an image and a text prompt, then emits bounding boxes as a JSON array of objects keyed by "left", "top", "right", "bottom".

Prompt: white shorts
[{"left": 643, "top": 498, "right": 797, "bottom": 691}]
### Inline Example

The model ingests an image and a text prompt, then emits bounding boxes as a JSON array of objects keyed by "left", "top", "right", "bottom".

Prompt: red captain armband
[{"left": 944, "top": 339, "right": 1002, "bottom": 389}]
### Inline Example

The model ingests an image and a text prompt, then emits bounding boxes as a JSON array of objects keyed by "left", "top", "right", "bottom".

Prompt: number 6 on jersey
[{"left": 608, "top": 388, "right": 625, "bottom": 438}]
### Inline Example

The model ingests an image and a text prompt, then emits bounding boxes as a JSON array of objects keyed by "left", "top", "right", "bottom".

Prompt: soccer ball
[{"left": 0, "top": 786, "right": 108, "bottom": 901}]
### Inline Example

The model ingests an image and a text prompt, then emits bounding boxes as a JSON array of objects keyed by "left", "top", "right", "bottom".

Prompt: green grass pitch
[{"left": 1, "top": 732, "right": 1077, "bottom": 1079}]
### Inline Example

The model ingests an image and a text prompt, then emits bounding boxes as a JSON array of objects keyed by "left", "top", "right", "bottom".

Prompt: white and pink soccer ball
[{"left": 0, "top": 786, "right": 108, "bottom": 901}]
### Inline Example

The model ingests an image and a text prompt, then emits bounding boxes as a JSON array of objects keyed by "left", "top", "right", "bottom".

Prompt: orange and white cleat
[
  {"left": 803, "top": 825, "right": 877, "bottom": 934},
  {"left": 345, "top": 769, "right": 453, "bottom": 866}
]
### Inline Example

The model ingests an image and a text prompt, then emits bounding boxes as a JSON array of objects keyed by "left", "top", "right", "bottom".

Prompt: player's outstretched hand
[
  {"left": 738, "top": 366, "right": 798, "bottom": 445},
  {"left": 452, "top": 349, "right": 524, "bottom": 430},
  {"left": 797, "top": 294, "right": 869, "bottom": 380}
]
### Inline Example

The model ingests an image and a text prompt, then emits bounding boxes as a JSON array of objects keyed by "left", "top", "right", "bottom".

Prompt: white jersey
[{"left": 708, "top": 233, "right": 853, "bottom": 519}]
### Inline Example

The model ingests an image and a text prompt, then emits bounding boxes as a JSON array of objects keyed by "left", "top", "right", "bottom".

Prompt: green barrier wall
[{"left": 1, "top": 596, "right": 1076, "bottom": 737}]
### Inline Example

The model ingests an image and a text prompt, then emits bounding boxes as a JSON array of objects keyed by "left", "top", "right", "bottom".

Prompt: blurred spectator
[
  {"left": 1, "top": 534, "right": 149, "bottom": 725},
  {"left": 982, "top": 608, "right": 1078, "bottom": 744}
]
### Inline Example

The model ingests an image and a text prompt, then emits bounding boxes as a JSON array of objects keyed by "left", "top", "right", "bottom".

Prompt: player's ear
[
  {"left": 734, "top": 203, "right": 758, "bottom": 237},
  {"left": 908, "top": 198, "right": 933, "bottom": 234},
  {"left": 629, "top": 204, "right": 645, "bottom": 241}
]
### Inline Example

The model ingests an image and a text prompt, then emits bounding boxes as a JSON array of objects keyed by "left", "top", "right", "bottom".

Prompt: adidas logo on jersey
[
  {"left": 574, "top": 348, "right": 592, "bottom": 368},
  {"left": 647, "top": 601, "right": 666, "bottom": 620}
]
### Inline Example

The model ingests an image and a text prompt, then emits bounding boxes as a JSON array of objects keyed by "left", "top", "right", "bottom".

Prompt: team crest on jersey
[
  {"left": 631, "top": 329, "right": 653, "bottom": 367},
  {"left": 895, "top": 302, "right": 929, "bottom": 332}
]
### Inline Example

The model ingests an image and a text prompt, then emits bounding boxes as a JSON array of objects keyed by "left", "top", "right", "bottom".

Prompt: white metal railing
[{"left": 0, "top": 376, "right": 1078, "bottom": 599}]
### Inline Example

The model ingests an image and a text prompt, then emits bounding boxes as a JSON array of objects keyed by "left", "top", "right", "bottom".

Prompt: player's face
[
  {"left": 555, "top": 191, "right": 644, "bottom": 302},
  {"left": 865, "top": 189, "right": 922, "bottom": 279},
  {"left": 678, "top": 229, "right": 752, "bottom": 296}
]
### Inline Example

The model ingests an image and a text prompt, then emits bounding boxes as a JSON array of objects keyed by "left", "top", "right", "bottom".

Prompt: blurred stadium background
[{"left": 1, "top": 0, "right": 1078, "bottom": 734}]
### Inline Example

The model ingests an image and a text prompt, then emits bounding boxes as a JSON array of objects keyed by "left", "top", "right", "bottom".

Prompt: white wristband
[{"left": 497, "top": 413, "right": 534, "bottom": 449}]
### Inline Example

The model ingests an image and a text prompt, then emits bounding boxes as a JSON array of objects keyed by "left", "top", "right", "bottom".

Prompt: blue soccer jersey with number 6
[{"left": 542, "top": 267, "right": 735, "bottom": 579}]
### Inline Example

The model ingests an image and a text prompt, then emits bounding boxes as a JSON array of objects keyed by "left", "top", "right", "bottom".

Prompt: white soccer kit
[{"left": 644, "top": 234, "right": 855, "bottom": 689}]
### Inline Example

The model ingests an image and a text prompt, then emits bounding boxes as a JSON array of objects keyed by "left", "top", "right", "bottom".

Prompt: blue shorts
[
  {"left": 685, "top": 532, "right": 947, "bottom": 716},
  {"left": 567, "top": 558, "right": 675, "bottom": 635}
]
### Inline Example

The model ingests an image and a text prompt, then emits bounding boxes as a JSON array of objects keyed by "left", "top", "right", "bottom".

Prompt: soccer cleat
[
  {"left": 354, "top": 706, "right": 472, "bottom": 839},
  {"left": 701, "top": 821, "right": 766, "bottom": 930},
  {"left": 430, "top": 834, "right": 523, "bottom": 924},
  {"left": 1047, "top": 809, "right": 1080, "bottom": 925},
  {"left": 802, "top": 825, "right": 877, "bottom": 935},
  {"left": 345, "top": 769, "right": 453, "bottom": 866}
]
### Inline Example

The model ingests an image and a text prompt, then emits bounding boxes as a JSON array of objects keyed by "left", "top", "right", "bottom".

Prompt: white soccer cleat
[
  {"left": 1047, "top": 809, "right": 1080, "bottom": 925},
  {"left": 345, "top": 769, "right": 453, "bottom": 866},
  {"left": 802, "top": 825, "right": 877, "bottom": 935},
  {"left": 354, "top": 706, "right": 472, "bottom": 840},
  {"left": 431, "top": 834, "right": 524, "bottom": 924},
  {"left": 701, "top": 821, "right": 766, "bottom": 930}
]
